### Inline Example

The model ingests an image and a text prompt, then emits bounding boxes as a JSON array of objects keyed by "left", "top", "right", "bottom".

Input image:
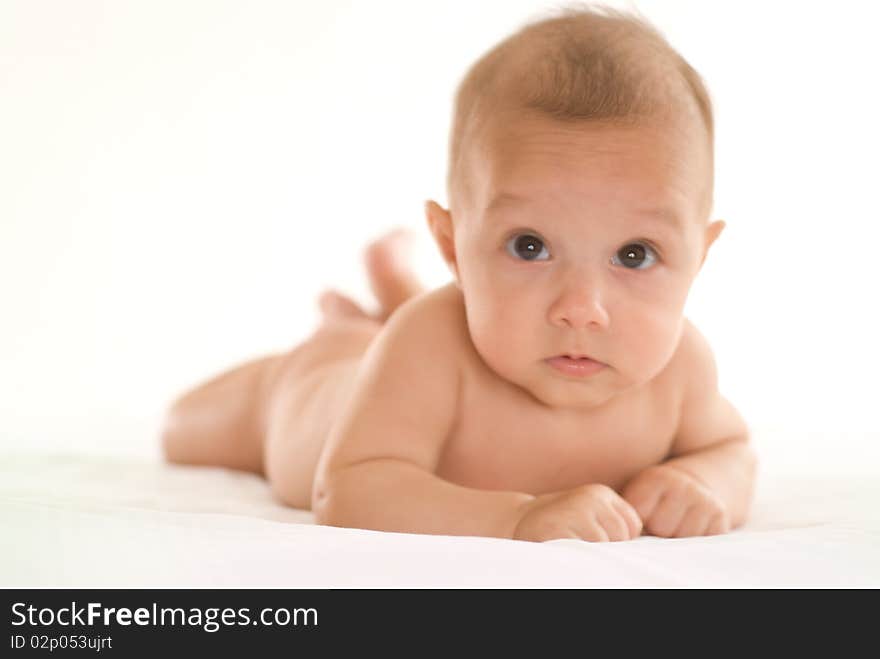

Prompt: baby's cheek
[
  {"left": 475, "top": 313, "right": 520, "bottom": 358},
  {"left": 621, "top": 316, "right": 681, "bottom": 378},
  {"left": 470, "top": 311, "right": 531, "bottom": 376}
]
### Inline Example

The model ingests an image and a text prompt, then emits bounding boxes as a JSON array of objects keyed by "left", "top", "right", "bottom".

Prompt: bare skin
[
  {"left": 162, "top": 229, "right": 420, "bottom": 508},
  {"left": 162, "top": 229, "right": 753, "bottom": 542},
  {"left": 163, "top": 118, "right": 758, "bottom": 543}
]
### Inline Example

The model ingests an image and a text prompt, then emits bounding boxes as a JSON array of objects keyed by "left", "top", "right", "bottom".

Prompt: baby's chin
[
  {"left": 504, "top": 363, "right": 636, "bottom": 412},
  {"left": 525, "top": 379, "right": 622, "bottom": 412}
]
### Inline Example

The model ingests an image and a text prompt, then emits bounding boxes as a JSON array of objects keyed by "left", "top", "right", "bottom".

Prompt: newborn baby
[{"left": 162, "top": 6, "right": 757, "bottom": 542}]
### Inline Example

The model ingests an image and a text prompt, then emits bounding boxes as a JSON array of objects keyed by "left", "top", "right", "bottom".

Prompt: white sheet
[{"left": 2, "top": 428, "right": 879, "bottom": 587}]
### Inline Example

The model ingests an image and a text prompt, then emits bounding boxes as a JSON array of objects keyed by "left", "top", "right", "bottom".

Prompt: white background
[{"left": 2, "top": 0, "right": 879, "bottom": 454}]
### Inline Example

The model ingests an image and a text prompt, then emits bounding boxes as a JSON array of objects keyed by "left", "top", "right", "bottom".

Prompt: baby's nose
[{"left": 548, "top": 278, "right": 610, "bottom": 330}]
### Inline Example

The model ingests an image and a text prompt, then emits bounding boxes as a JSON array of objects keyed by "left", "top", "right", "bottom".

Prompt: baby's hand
[
  {"left": 621, "top": 464, "right": 730, "bottom": 538},
  {"left": 512, "top": 484, "right": 643, "bottom": 542}
]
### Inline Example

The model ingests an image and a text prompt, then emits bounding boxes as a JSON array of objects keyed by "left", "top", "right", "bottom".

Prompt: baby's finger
[
  {"left": 595, "top": 508, "right": 630, "bottom": 542},
  {"left": 644, "top": 493, "right": 689, "bottom": 538},
  {"left": 705, "top": 511, "right": 731, "bottom": 536},
  {"left": 612, "top": 498, "right": 644, "bottom": 539},
  {"left": 672, "top": 505, "right": 713, "bottom": 538},
  {"left": 580, "top": 518, "right": 610, "bottom": 543},
  {"left": 549, "top": 527, "right": 582, "bottom": 542},
  {"left": 621, "top": 475, "right": 665, "bottom": 522}
]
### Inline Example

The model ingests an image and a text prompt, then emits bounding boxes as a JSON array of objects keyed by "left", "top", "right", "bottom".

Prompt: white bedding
[{"left": 2, "top": 428, "right": 879, "bottom": 587}]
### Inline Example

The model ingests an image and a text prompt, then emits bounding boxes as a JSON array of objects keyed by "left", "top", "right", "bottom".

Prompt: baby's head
[{"left": 426, "top": 4, "right": 726, "bottom": 411}]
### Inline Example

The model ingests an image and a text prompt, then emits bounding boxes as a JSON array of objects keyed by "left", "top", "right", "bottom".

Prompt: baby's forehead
[
  {"left": 468, "top": 112, "right": 712, "bottom": 218},
  {"left": 483, "top": 108, "right": 703, "bottom": 159},
  {"left": 483, "top": 118, "right": 694, "bottom": 182}
]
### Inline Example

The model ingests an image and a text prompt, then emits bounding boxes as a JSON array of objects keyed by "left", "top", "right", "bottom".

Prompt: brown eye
[
  {"left": 506, "top": 234, "right": 549, "bottom": 261},
  {"left": 613, "top": 243, "right": 657, "bottom": 269}
]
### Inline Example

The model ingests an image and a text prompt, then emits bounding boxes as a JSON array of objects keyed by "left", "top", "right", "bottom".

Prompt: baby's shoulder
[
  {"left": 381, "top": 282, "right": 469, "bottom": 349},
  {"left": 675, "top": 318, "right": 715, "bottom": 368},
  {"left": 354, "top": 283, "right": 466, "bottom": 416},
  {"left": 360, "top": 282, "right": 470, "bottom": 384},
  {"left": 661, "top": 317, "right": 718, "bottom": 398}
]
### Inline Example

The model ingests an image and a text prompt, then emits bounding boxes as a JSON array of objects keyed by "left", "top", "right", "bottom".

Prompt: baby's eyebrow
[{"left": 485, "top": 192, "right": 530, "bottom": 214}]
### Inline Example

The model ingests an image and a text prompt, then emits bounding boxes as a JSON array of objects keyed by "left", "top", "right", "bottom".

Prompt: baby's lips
[
  {"left": 553, "top": 352, "right": 604, "bottom": 363},
  {"left": 545, "top": 355, "right": 607, "bottom": 377}
]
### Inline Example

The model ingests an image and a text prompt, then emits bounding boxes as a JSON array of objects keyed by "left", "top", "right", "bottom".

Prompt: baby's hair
[{"left": 447, "top": 2, "right": 714, "bottom": 217}]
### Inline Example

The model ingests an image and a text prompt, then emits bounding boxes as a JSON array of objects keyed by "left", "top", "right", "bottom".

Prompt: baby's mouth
[{"left": 544, "top": 354, "right": 607, "bottom": 377}]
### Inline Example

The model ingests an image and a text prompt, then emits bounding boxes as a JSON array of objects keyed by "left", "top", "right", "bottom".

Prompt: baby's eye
[
  {"left": 506, "top": 233, "right": 550, "bottom": 261},
  {"left": 611, "top": 242, "right": 658, "bottom": 270}
]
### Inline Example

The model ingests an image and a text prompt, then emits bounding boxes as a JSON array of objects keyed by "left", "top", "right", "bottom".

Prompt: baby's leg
[
  {"left": 161, "top": 229, "right": 423, "bottom": 506},
  {"left": 161, "top": 352, "right": 284, "bottom": 475},
  {"left": 161, "top": 312, "right": 378, "bottom": 475}
]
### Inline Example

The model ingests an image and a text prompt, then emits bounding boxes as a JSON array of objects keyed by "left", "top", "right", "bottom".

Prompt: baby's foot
[
  {"left": 317, "top": 290, "right": 376, "bottom": 324},
  {"left": 364, "top": 228, "right": 425, "bottom": 321}
]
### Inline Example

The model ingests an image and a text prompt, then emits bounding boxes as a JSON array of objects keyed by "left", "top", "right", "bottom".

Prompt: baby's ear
[
  {"left": 425, "top": 200, "right": 460, "bottom": 283},
  {"left": 699, "top": 219, "right": 726, "bottom": 269}
]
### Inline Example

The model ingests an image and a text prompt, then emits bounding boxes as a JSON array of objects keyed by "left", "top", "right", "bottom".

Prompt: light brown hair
[{"left": 447, "top": 2, "right": 714, "bottom": 219}]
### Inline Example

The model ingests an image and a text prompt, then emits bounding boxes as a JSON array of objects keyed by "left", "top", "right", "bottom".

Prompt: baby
[{"left": 162, "top": 5, "right": 757, "bottom": 542}]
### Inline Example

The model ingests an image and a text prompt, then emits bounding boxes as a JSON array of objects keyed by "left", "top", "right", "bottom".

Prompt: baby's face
[{"left": 443, "top": 112, "right": 721, "bottom": 411}]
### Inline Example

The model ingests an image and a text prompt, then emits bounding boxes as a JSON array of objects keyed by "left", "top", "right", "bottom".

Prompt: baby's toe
[{"left": 317, "top": 290, "right": 373, "bottom": 321}]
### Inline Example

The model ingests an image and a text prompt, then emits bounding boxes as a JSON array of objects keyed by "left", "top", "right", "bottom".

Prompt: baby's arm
[
  {"left": 311, "top": 297, "right": 534, "bottom": 539},
  {"left": 622, "top": 322, "right": 758, "bottom": 537}
]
